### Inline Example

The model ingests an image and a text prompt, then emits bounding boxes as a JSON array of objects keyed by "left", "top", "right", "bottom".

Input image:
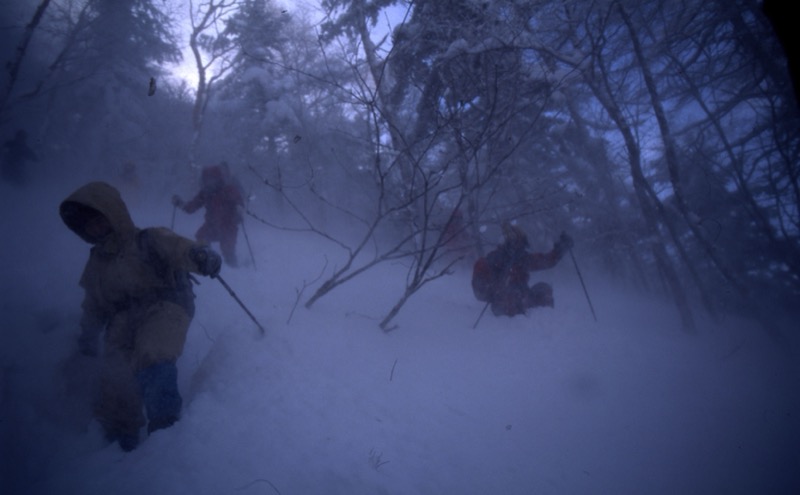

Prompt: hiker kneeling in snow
[
  {"left": 472, "top": 222, "right": 573, "bottom": 317},
  {"left": 60, "top": 181, "right": 222, "bottom": 451}
]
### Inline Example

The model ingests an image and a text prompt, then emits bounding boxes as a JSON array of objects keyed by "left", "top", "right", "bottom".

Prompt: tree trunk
[
  {"left": 1, "top": 0, "right": 52, "bottom": 112},
  {"left": 618, "top": 5, "right": 726, "bottom": 319},
  {"left": 588, "top": 74, "right": 696, "bottom": 333}
]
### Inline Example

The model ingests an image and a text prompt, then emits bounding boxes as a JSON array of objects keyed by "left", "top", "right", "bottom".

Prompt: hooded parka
[{"left": 60, "top": 181, "right": 216, "bottom": 449}]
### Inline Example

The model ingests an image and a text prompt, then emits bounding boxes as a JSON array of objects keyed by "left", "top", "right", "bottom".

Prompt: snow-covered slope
[{"left": 2, "top": 181, "right": 798, "bottom": 495}]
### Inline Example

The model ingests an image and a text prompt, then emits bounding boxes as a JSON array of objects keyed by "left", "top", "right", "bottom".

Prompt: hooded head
[
  {"left": 501, "top": 221, "right": 529, "bottom": 250},
  {"left": 60, "top": 182, "right": 135, "bottom": 245},
  {"left": 201, "top": 165, "right": 224, "bottom": 190}
]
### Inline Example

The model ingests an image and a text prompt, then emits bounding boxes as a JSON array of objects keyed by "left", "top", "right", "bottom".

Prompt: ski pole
[
  {"left": 215, "top": 274, "right": 266, "bottom": 335},
  {"left": 473, "top": 301, "right": 491, "bottom": 329},
  {"left": 569, "top": 247, "right": 597, "bottom": 322},
  {"left": 241, "top": 217, "right": 256, "bottom": 270},
  {"left": 241, "top": 187, "right": 256, "bottom": 270}
]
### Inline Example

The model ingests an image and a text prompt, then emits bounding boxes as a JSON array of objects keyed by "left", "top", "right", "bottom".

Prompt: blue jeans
[{"left": 136, "top": 361, "right": 182, "bottom": 434}]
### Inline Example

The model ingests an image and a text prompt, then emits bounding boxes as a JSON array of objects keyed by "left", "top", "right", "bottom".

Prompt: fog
[
  {"left": 2, "top": 1, "right": 800, "bottom": 493},
  {"left": 0, "top": 178, "right": 798, "bottom": 494}
]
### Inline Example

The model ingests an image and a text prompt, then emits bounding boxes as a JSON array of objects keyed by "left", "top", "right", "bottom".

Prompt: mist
[
  {"left": 2, "top": 180, "right": 798, "bottom": 494},
  {"left": 2, "top": 1, "right": 799, "bottom": 494}
]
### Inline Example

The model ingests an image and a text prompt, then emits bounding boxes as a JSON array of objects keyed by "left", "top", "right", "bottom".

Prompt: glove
[
  {"left": 190, "top": 245, "right": 222, "bottom": 277},
  {"left": 171, "top": 195, "right": 184, "bottom": 208},
  {"left": 77, "top": 333, "right": 99, "bottom": 357},
  {"left": 554, "top": 232, "right": 574, "bottom": 253}
]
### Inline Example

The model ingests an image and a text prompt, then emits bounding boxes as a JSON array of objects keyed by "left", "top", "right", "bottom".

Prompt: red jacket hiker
[
  {"left": 173, "top": 164, "right": 244, "bottom": 267},
  {"left": 472, "top": 223, "right": 573, "bottom": 316}
]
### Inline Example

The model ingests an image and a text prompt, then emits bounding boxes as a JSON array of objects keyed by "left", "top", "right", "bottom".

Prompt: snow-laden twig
[{"left": 368, "top": 449, "right": 390, "bottom": 470}]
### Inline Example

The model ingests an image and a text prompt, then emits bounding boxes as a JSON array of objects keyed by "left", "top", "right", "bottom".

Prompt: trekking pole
[
  {"left": 214, "top": 274, "right": 266, "bottom": 335},
  {"left": 241, "top": 187, "right": 256, "bottom": 270},
  {"left": 568, "top": 247, "right": 597, "bottom": 322},
  {"left": 241, "top": 218, "right": 256, "bottom": 270},
  {"left": 473, "top": 301, "right": 491, "bottom": 329},
  {"left": 170, "top": 204, "right": 177, "bottom": 230}
]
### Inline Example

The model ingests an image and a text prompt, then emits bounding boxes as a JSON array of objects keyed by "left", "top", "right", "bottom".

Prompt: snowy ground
[{"left": 2, "top": 179, "right": 799, "bottom": 494}]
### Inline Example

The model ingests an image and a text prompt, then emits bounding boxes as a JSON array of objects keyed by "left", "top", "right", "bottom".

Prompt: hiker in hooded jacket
[
  {"left": 172, "top": 163, "right": 244, "bottom": 267},
  {"left": 60, "top": 181, "right": 222, "bottom": 451},
  {"left": 472, "top": 222, "right": 574, "bottom": 317}
]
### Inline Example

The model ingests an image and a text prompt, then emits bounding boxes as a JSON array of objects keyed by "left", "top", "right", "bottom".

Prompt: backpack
[
  {"left": 472, "top": 257, "right": 496, "bottom": 302},
  {"left": 136, "top": 228, "right": 196, "bottom": 317}
]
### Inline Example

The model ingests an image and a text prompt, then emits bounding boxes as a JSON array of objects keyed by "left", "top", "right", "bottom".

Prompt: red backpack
[{"left": 471, "top": 257, "right": 496, "bottom": 302}]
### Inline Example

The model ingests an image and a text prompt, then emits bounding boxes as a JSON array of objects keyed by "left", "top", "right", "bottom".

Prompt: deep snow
[{"left": 1, "top": 178, "right": 798, "bottom": 495}]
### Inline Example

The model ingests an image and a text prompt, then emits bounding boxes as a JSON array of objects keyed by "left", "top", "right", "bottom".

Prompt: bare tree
[
  {"left": 226, "top": 0, "right": 799, "bottom": 332},
  {"left": 187, "top": 0, "right": 239, "bottom": 167},
  {"left": 246, "top": 112, "right": 468, "bottom": 331},
  {"left": 550, "top": 0, "right": 798, "bottom": 332},
  {"left": 237, "top": 0, "right": 572, "bottom": 330},
  {"left": 541, "top": 3, "right": 699, "bottom": 331},
  {"left": 0, "top": 0, "right": 52, "bottom": 114}
]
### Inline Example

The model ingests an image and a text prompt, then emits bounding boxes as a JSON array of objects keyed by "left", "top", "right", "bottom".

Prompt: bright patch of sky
[
  {"left": 165, "top": 0, "right": 317, "bottom": 87},
  {"left": 165, "top": 0, "right": 409, "bottom": 88}
]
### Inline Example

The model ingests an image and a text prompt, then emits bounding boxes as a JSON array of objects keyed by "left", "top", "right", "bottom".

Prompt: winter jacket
[
  {"left": 182, "top": 166, "right": 244, "bottom": 239},
  {"left": 60, "top": 181, "right": 210, "bottom": 370},
  {"left": 472, "top": 240, "right": 563, "bottom": 316}
]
